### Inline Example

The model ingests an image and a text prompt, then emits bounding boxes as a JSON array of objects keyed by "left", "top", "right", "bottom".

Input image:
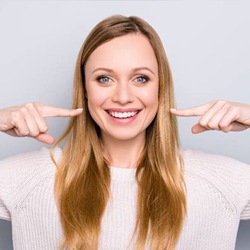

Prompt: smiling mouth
[{"left": 107, "top": 110, "right": 140, "bottom": 119}]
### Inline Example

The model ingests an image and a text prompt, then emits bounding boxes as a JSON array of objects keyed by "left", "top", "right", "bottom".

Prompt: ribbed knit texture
[{"left": 0, "top": 147, "right": 250, "bottom": 250}]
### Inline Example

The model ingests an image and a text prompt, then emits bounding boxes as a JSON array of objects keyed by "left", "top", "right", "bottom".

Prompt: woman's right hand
[{"left": 0, "top": 102, "right": 83, "bottom": 144}]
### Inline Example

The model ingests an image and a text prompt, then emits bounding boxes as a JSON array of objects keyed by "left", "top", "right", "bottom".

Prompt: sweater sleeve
[
  {"left": 208, "top": 153, "right": 250, "bottom": 220},
  {"left": 183, "top": 150, "right": 250, "bottom": 220},
  {"left": 209, "top": 153, "right": 250, "bottom": 220}
]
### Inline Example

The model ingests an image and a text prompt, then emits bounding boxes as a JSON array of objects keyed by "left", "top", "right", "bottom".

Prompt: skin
[
  {"left": 0, "top": 102, "right": 83, "bottom": 144},
  {"left": 84, "top": 33, "right": 159, "bottom": 168},
  {"left": 1, "top": 100, "right": 248, "bottom": 146},
  {"left": 170, "top": 100, "right": 250, "bottom": 133},
  {"left": 0, "top": 42, "right": 250, "bottom": 166}
]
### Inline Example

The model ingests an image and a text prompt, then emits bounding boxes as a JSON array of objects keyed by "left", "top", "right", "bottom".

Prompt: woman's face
[{"left": 84, "top": 33, "right": 159, "bottom": 142}]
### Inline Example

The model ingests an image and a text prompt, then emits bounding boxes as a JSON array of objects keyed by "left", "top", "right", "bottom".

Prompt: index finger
[
  {"left": 170, "top": 102, "right": 215, "bottom": 117},
  {"left": 39, "top": 105, "right": 83, "bottom": 118}
]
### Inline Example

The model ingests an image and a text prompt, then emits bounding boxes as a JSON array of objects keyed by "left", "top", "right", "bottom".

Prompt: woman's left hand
[{"left": 170, "top": 100, "right": 250, "bottom": 134}]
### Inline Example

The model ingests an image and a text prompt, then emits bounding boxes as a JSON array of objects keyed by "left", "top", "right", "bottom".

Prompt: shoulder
[
  {"left": 182, "top": 150, "right": 250, "bottom": 218},
  {"left": 0, "top": 147, "right": 62, "bottom": 220},
  {"left": 0, "top": 147, "right": 62, "bottom": 176},
  {"left": 0, "top": 147, "right": 62, "bottom": 199},
  {"left": 183, "top": 149, "right": 250, "bottom": 177}
]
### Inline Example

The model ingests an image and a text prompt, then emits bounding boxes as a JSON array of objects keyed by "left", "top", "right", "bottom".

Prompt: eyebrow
[{"left": 91, "top": 67, "right": 156, "bottom": 76}]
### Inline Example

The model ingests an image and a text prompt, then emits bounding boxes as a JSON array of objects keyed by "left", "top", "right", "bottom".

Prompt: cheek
[
  {"left": 86, "top": 83, "right": 105, "bottom": 108},
  {"left": 86, "top": 86, "right": 109, "bottom": 120},
  {"left": 139, "top": 85, "right": 159, "bottom": 109},
  {"left": 87, "top": 96, "right": 102, "bottom": 115},
  {"left": 86, "top": 95, "right": 103, "bottom": 127}
]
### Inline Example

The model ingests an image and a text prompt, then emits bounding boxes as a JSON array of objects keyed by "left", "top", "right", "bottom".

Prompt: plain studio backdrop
[{"left": 0, "top": 1, "right": 250, "bottom": 249}]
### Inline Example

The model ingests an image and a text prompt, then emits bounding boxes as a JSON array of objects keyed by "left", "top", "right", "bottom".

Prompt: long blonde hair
[{"left": 52, "top": 15, "right": 186, "bottom": 250}]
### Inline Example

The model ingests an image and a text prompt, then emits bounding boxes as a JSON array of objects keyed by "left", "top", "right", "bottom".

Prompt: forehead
[{"left": 85, "top": 33, "right": 158, "bottom": 73}]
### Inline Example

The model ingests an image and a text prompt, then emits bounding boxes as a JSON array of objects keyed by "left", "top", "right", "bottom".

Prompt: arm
[
  {"left": 0, "top": 103, "right": 82, "bottom": 219},
  {"left": 171, "top": 100, "right": 250, "bottom": 219},
  {"left": 170, "top": 100, "right": 250, "bottom": 134},
  {"left": 0, "top": 102, "right": 83, "bottom": 144}
]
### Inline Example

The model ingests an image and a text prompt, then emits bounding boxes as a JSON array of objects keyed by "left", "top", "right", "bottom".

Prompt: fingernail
[
  {"left": 170, "top": 108, "right": 176, "bottom": 112},
  {"left": 76, "top": 108, "right": 83, "bottom": 111}
]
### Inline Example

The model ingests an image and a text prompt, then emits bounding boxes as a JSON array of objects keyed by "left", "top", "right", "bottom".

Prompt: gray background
[{"left": 0, "top": 1, "right": 250, "bottom": 249}]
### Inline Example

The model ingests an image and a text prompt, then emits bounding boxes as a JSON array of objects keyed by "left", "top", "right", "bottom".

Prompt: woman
[{"left": 0, "top": 15, "right": 250, "bottom": 250}]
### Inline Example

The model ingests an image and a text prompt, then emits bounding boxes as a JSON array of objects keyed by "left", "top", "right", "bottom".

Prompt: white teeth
[{"left": 108, "top": 111, "right": 138, "bottom": 118}]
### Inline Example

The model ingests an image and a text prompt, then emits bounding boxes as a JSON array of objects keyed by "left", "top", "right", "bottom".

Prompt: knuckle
[
  {"left": 207, "top": 122, "right": 216, "bottom": 129},
  {"left": 20, "top": 106, "right": 29, "bottom": 114},
  {"left": 223, "top": 102, "right": 231, "bottom": 110},
  {"left": 33, "top": 101, "right": 40, "bottom": 106},
  {"left": 199, "top": 120, "right": 207, "bottom": 128},
  {"left": 24, "top": 102, "right": 35, "bottom": 110},
  {"left": 229, "top": 106, "right": 239, "bottom": 116},
  {"left": 21, "top": 129, "right": 29, "bottom": 136},
  {"left": 213, "top": 100, "right": 227, "bottom": 108},
  {"left": 40, "top": 125, "right": 48, "bottom": 133},
  {"left": 218, "top": 100, "right": 227, "bottom": 105},
  {"left": 33, "top": 102, "right": 42, "bottom": 109},
  {"left": 218, "top": 122, "right": 228, "bottom": 130},
  {"left": 24, "top": 131, "right": 30, "bottom": 136},
  {"left": 211, "top": 99, "right": 219, "bottom": 105},
  {"left": 30, "top": 131, "right": 40, "bottom": 137}
]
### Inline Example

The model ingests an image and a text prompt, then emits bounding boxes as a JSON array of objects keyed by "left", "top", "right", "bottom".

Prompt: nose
[{"left": 112, "top": 82, "right": 134, "bottom": 104}]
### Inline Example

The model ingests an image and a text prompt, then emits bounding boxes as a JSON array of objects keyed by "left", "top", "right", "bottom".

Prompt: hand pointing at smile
[
  {"left": 1, "top": 100, "right": 249, "bottom": 143},
  {"left": 170, "top": 100, "right": 250, "bottom": 134},
  {"left": 0, "top": 102, "right": 83, "bottom": 144}
]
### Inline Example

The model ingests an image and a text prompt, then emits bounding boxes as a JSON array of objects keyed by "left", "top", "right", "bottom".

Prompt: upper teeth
[{"left": 109, "top": 111, "right": 138, "bottom": 118}]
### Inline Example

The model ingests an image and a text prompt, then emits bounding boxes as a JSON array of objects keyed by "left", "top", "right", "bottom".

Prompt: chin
[{"left": 105, "top": 129, "right": 145, "bottom": 142}]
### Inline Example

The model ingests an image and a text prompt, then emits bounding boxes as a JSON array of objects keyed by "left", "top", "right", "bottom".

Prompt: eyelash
[
  {"left": 135, "top": 75, "right": 149, "bottom": 83},
  {"left": 96, "top": 75, "right": 149, "bottom": 84}
]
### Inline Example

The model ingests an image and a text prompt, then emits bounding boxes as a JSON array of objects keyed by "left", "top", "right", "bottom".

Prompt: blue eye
[
  {"left": 136, "top": 76, "right": 149, "bottom": 83},
  {"left": 97, "top": 76, "right": 110, "bottom": 84}
]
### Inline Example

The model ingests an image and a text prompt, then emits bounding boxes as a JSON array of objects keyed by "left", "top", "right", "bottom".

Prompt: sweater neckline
[
  {"left": 109, "top": 166, "right": 136, "bottom": 181},
  {"left": 45, "top": 147, "right": 137, "bottom": 181}
]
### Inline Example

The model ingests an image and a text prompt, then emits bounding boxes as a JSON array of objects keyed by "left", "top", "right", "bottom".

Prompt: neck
[{"left": 101, "top": 133, "right": 145, "bottom": 169}]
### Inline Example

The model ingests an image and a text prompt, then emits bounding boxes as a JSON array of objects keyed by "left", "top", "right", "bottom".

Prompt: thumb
[
  {"left": 35, "top": 133, "right": 55, "bottom": 144},
  {"left": 191, "top": 124, "right": 209, "bottom": 134}
]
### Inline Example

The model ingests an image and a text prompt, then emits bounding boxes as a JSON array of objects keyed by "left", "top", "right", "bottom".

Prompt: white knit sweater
[{"left": 0, "top": 147, "right": 250, "bottom": 250}]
